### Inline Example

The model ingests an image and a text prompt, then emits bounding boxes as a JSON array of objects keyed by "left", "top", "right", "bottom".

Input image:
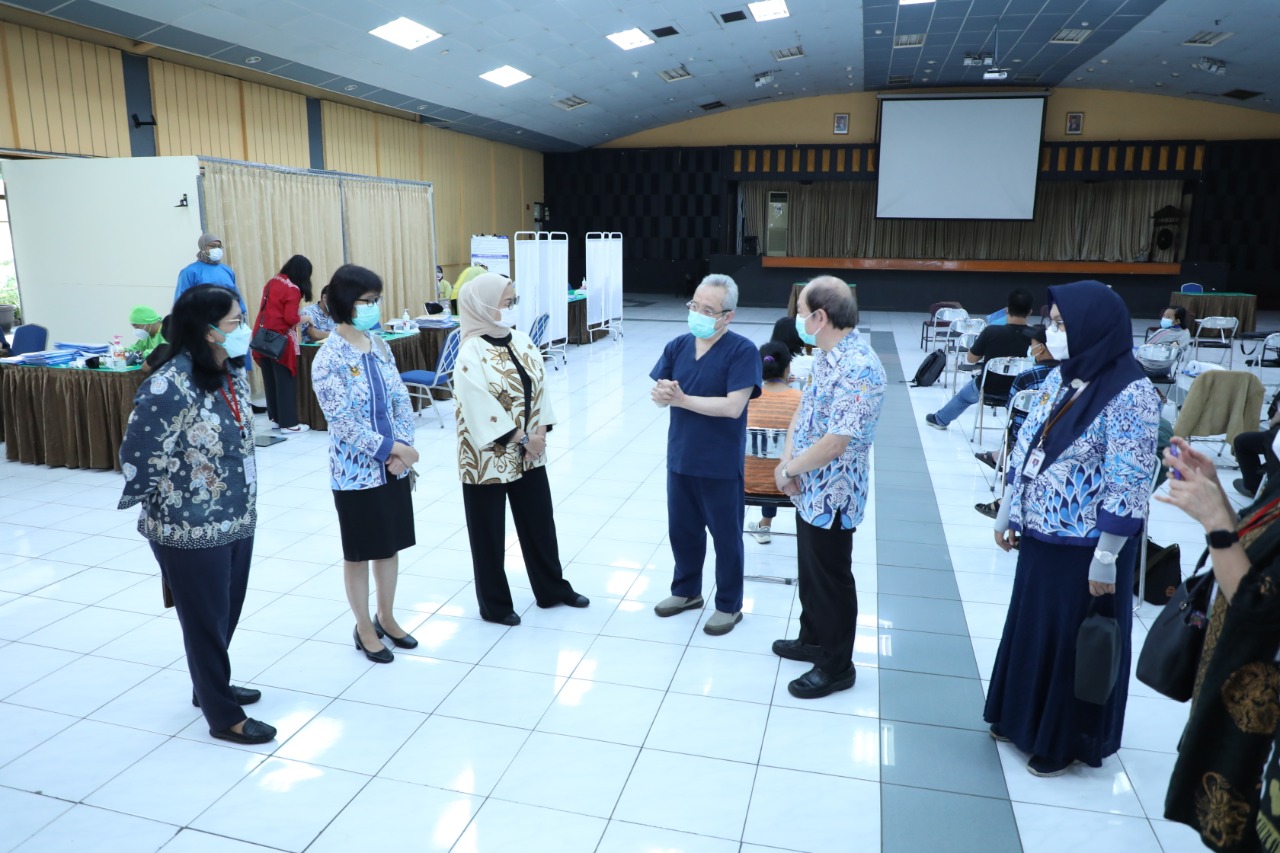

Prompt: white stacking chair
[
  {"left": 1193, "top": 316, "right": 1239, "bottom": 368},
  {"left": 973, "top": 356, "right": 1033, "bottom": 443}
]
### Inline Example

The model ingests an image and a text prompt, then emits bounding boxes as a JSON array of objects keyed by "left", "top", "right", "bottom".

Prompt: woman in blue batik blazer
[
  {"left": 118, "top": 284, "right": 276, "bottom": 747},
  {"left": 311, "top": 264, "right": 420, "bottom": 664},
  {"left": 985, "top": 281, "right": 1159, "bottom": 778}
]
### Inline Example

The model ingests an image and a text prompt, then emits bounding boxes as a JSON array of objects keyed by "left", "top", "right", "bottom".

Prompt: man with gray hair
[
  {"left": 650, "top": 274, "right": 762, "bottom": 635},
  {"left": 773, "top": 276, "right": 884, "bottom": 698}
]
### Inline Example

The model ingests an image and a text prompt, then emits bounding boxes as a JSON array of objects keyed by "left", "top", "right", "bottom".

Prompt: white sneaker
[
  {"left": 747, "top": 521, "right": 772, "bottom": 544},
  {"left": 280, "top": 424, "right": 310, "bottom": 434}
]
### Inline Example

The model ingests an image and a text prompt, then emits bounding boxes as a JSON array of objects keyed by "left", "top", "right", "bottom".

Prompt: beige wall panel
[
  {"left": 421, "top": 124, "right": 464, "bottom": 269},
  {"left": 322, "top": 101, "right": 378, "bottom": 176},
  {"left": 241, "top": 80, "right": 308, "bottom": 167},
  {"left": 151, "top": 59, "right": 247, "bottom": 160},
  {"left": 605, "top": 89, "right": 1280, "bottom": 148},
  {"left": 492, "top": 147, "right": 522, "bottom": 239},
  {"left": 376, "top": 114, "right": 421, "bottom": 180},
  {"left": 0, "top": 25, "right": 21, "bottom": 149}
]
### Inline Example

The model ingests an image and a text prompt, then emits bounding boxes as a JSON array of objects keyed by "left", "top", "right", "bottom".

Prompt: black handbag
[
  {"left": 1075, "top": 598, "right": 1121, "bottom": 705},
  {"left": 249, "top": 280, "right": 288, "bottom": 360},
  {"left": 1134, "top": 539, "right": 1182, "bottom": 605},
  {"left": 1135, "top": 555, "right": 1215, "bottom": 702}
]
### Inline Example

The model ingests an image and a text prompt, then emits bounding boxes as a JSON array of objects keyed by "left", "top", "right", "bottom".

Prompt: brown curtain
[
  {"left": 741, "top": 179, "right": 1183, "bottom": 262},
  {"left": 341, "top": 178, "right": 439, "bottom": 314}
]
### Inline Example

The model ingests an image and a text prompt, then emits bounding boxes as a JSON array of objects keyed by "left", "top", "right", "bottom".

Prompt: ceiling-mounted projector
[{"left": 983, "top": 68, "right": 1008, "bottom": 80}]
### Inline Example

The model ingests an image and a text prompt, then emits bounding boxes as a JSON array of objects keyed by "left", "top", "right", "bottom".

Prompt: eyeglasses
[
  {"left": 686, "top": 301, "right": 729, "bottom": 318},
  {"left": 1048, "top": 318, "right": 1066, "bottom": 331},
  {"left": 355, "top": 298, "right": 380, "bottom": 306},
  {"left": 501, "top": 295, "right": 520, "bottom": 308}
]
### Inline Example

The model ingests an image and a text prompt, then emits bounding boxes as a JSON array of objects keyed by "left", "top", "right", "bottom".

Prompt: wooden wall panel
[
  {"left": 321, "top": 101, "right": 378, "bottom": 176},
  {"left": 241, "top": 80, "right": 308, "bottom": 167},
  {"left": 376, "top": 114, "right": 421, "bottom": 180},
  {"left": 0, "top": 23, "right": 128, "bottom": 156},
  {"left": 151, "top": 59, "right": 244, "bottom": 159},
  {"left": 422, "top": 123, "right": 464, "bottom": 267}
]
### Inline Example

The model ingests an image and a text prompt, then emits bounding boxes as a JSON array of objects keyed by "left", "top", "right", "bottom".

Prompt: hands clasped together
[{"left": 385, "top": 441, "right": 420, "bottom": 477}]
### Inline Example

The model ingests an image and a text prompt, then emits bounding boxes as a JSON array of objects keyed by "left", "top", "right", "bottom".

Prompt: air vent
[
  {"left": 700, "top": 100, "right": 727, "bottom": 111},
  {"left": 720, "top": 10, "right": 748, "bottom": 23},
  {"left": 652, "top": 25, "right": 679, "bottom": 38},
  {"left": 748, "top": 95, "right": 772, "bottom": 102},
  {"left": 552, "top": 95, "right": 589, "bottom": 110},
  {"left": 893, "top": 33, "right": 925, "bottom": 48},
  {"left": 658, "top": 64, "right": 693, "bottom": 82},
  {"left": 1050, "top": 28, "right": 1092, "bottom": 45},
  {"left": 771, "top": 45, "right": 805, "bottom": 61},
  {"left": 1184, "top": 31, "right": 1233, "bottom": 47},
  {"left": 1222, "top": 88, "right": 1262, "bottom": 101},
  {"left": 1013, "top": 74, "right": 1041, "bottom": 84},
  {"left": 888, "top": 74, "right": 914, "bottom": 85}
]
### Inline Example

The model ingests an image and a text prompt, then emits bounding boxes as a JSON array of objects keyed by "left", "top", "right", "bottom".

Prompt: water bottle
[{"left": 401, "top": 309, "right": 412, "bottom": 332}]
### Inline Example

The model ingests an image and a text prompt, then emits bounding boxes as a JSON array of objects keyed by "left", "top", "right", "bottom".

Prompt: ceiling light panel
[
  {"left": 748, "top": 0, "right": 790, "bottom": 23},
  {"left": 606, "top": 28, "right": 653, "bottom": 50},
  {"left": 1183, "top": 31, "right": 1234, "bottom": 47},
  {"left": 1050, "top": 28, "right": 1092, "bottom": 45},
  {"left": 369, "top": 17, "right": 442, "bottom": 50},
  {"left": 480, "top": 65, "right": 531, "bottom": 87},
  {"left": 893, "top": 33, "right": 926, "bottom": 48}
]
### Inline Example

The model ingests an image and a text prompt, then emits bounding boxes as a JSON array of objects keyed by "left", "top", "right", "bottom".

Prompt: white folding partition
[
  {"left": 513, "top": 231, "right": 569, "bottom": 365},
  {"left": 585, "top": 232, "right": 624, "bottom": 339}
]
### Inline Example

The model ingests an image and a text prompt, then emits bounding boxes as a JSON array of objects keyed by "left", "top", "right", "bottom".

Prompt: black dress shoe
[
  {"left": 373, "top": 615, "right": 418, "bottom": 649},
  {"left": 772, "top": 638, "right": 822, "bottom": 663},
  {"left": 210, "top": 718, "right": 277, "bottom": 745},
  {"left": 483, "top": 612, "right": 521, "bottom": 626},
  {"left": 538, "top": 593, "right": 590, "bottom": 609},
  {"left": 787, "top": 665, "right": 856, "bottom": 699},
  {"left": 354, "top": 626, "right": 394, "bottom": 663},
  {"left": 193, "top": 685, "right": 262, "bottom": 708}
]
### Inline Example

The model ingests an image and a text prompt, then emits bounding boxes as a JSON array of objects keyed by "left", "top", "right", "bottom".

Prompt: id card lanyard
[{"left": 1023, "top": 384, "right": 1085, "bottom": 479}]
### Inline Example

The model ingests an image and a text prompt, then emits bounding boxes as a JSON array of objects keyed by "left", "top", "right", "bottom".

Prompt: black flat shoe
[
  {"left": 772, "top": 638, "right": 822, "bottom": 663},
  {"left": 787, "top": 665, "right": 856, "bottom": 699},
  {"left": 193, "top": 685, "right": 262, "bottom": 708},
  {"left": 481, "top": 612, "right": 521, "bottom": 626},
  {"left": 373, "top": 615, "right": 418, "bottom": 649},
  {"left": 210, "top": 718, "right": 276, "bottom": 745},
  {"left": 354, "top": 626, "right": 394, "bottom": 663},
  {"left": 538, "top": 593, "right": 590, "bottom": 609}
]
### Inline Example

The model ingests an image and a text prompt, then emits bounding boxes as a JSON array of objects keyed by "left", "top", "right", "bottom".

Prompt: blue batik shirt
[{"left": 792, "top": 330, "right": 885, "bottom": 529}]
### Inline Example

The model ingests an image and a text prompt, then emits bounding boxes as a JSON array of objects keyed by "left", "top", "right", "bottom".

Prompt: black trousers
[
  {"left": 461, "top": 465, "right": 574, "bottom": 620},
  {"left": 796, "top": 517, "right": 857, "bottom": 676},
  {"left": 259, "top": 358, "right": 299, "bottom": 428},
  {"left": 150, "top": 537, "right": 253, "bottom": 732},
  {"left": 1235, "top": 426, "right": 1280, "bottom": 493}
]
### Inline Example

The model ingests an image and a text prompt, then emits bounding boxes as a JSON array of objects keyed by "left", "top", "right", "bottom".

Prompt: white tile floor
[{"left": 0, "top": 297, "right": 1263, "bottom": 852}]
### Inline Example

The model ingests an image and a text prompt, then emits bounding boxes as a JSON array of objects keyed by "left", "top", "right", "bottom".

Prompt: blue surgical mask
[
  {"left": 353, "top": 302, "right": 381, "bottom": 331},
  {"left": 210, "top": 322, "right": 251, "bottom": 358},
  {"left": 687, "top": 311, "right": 718, "bottom": 339},
  {"left": 1159, "top": 317, "right": 1173, "bottom": 328},
  {"left": 795, "top": 314, "right": 818, "bottom": 347}
]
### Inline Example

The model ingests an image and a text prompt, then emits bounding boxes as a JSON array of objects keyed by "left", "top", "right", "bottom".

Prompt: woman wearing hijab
[
  {"left": 1158, "top": 437, "right": 1280, "bottom": 852},
  {"left": 453, "top": 273, "right": 587, "bottom": 625},
  {"left": 175, "top": 232, "right": 245, "bottom": 313},
  {"left": 312, "top": 265, "right": 419, "bottom": 664},
  {"left": 986, "top": 281, "right": 1160, "bottom": 777},
  {"left": 118, "top": 285, "right": 274, "bottom": 745},
  {"left": 251, "top": 255, "right": 313, "bottom": 434}
]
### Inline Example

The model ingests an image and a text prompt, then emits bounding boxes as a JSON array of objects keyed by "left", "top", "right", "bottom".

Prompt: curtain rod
[{"left": 197, "top": 156, "right": 433, "bottom": 190}]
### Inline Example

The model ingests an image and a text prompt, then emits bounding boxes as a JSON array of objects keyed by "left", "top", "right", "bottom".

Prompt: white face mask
[
  {"left": 498, "top": 308, "right": 516, "bottom": 327},
  {"left": 133, "top": 328, "right": 151, "bottom": 341},
  {"left": 1045, "top": 326, "right": 1069, "bottom": 360},
  {"left": 206, "top": 247, "right": 224, "bottom": 263}
]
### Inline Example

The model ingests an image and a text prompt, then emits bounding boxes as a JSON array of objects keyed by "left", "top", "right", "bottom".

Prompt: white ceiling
[{"left": 4, "top": 0, "right": 1276, "bottom": 152}]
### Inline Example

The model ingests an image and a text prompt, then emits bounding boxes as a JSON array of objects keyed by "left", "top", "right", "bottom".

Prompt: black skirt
[{"left": 332, "top": 474, "right": 415, "bottom": 562}]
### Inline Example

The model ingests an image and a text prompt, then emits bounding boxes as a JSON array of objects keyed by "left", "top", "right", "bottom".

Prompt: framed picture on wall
[
  {"left": 833, "top": 113, "right": 850, "bottom": 135},
  {"left": 1065, "top": 112, "right": 1084, "bottom": 135}
]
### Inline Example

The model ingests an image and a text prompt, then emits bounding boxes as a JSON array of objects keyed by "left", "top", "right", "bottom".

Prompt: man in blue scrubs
[{"left": 651, "top": 275, "right": 762, "bottom": 636}]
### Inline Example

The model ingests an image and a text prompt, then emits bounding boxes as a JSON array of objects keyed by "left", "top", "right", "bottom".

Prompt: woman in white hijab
[{"left": 452, "top": 273, "right": 587, "bottom": 626}]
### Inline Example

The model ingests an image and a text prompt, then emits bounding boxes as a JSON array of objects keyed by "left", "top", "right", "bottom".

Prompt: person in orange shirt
[{"left": 745, "top": 342, "right": 804, "bottom": 543}]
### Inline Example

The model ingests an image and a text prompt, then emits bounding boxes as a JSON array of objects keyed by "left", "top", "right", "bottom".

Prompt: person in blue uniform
[
  {"left": 174, "top": 232, "right": 246, "bottom": 313},
  {"left": 650, "top": 274, "right": 762, "bottom": 636}
]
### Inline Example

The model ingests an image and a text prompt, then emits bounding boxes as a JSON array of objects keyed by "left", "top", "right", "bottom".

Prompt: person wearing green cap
[{"left": 127, "top": 306, "right": 166, "bottom": 357}]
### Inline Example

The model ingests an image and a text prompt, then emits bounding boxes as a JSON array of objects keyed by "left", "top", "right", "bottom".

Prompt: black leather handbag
[
  {"left": 1135, "top": 556, "right": 1215, "bottom": 702},
  {"left": 249, "top": 281, "right": 288, "bottom": 360}
]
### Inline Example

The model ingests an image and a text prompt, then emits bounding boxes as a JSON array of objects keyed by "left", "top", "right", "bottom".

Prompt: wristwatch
[
  {"left": 781, "top": 462, "right": 791, "bottom": 479},
  {"left": 1206, "top": 529, "right": 1239, "bottom": 549},
  {"left": 518, "top": 433, "right": 531, "bottom": 447},
  {"left": 1093, "top": 550, "right": 1117, "bottom": 565}
]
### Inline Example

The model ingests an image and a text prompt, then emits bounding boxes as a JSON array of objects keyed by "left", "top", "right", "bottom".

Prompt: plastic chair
[
  {"left": 1193, "top": 316, "right": 1239, "bottom": 368},
  {"left": 920, "top": 302, "right": 963, "bottom": 349},
  {"left": 1179, "top": 283, "right": 1204, "bottom": 293},
  {"left": 400, "top": 328, "right": 460, "bottom": 427},
  {"left": 1136, "top": 343, "right": 1184, "bottom": 403},
  {"left": 992, "top": 388, "right": 1042, "bottom": 495},
  {"left": 944, "top": 318, "right": 987, "bottom": 390},
  {"left": 9, "top": 324, "right": 48, "bottom": 357},
  {"left": 743, "top": 424, "right": 797, "bottom": 585},
  {"left": 973, "top": 356, "right": 1033, "bottom": 442},
  {"left": 528, "top": 312, "right": 564, "bottom": 371},
  {"left": 1173, "top": 368, "right": 1264, "bottom": 463}
]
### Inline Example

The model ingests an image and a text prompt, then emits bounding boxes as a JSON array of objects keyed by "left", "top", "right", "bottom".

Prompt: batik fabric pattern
[
  {"left": 791, "top": 330, "right": 885, "bottom": 530},
  {"left": 1006, "top": 369, "right": 1159, "bottom": 544},
  {"left": 453, "top": 331, "right": 556, "bottom": 486},
  {"left": 118, "top": 353, "right": 257, "bottom": 548},
  {"left": 312, "top": 332, "right": 415, "bottom": 491}
]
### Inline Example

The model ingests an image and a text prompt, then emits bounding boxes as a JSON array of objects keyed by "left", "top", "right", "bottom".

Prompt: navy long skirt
[{"left": 983, "top": 533, "right": 1137, "bottom": 767}]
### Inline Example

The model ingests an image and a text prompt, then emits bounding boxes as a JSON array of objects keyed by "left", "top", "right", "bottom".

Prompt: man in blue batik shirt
[{"left": 773, "top": 277, "right": 885, "bottom": 699}]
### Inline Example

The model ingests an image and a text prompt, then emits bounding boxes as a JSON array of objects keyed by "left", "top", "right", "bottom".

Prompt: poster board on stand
[{"left": 470, "top": 235, "right": 510, "bottom": 278}]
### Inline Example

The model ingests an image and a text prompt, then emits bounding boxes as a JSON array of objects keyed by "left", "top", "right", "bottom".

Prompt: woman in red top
[{"left": 252, "top": 255, "right": 313, "bottom": 433}]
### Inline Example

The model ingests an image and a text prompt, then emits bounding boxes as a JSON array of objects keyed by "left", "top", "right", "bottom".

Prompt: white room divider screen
[
  {"left": 513, "top": 231, "right": 568, "bottom": 358},
  {"left": 585, "top": 232, "right": 624, "bottom": 338}
]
